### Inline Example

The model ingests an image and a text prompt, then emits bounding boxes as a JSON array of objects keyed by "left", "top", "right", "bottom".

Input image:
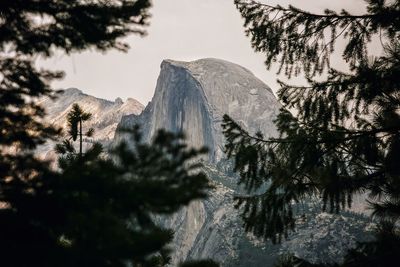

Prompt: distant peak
[
  {"left": 126, "top": 98, "right": 144, "bottom": 108},
  {"left": 115, "top": 97, "right": 123, "bottom": 105},
  {"left": 63, "top": 88, "right": 83, "bottom": 94}
]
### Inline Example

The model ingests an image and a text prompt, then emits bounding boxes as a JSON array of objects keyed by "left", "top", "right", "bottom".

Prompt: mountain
[
  {"left": 114, "top": 58, "right": 280, "bottom": 265},
  {"left": 114, "top": 58, "right": 372, "bottom": 266},
  {"left": 115, "top": 58, "right": 279, "bottom": 162},
  {"left": 40, "top": 88, "right": 143, "bottom": 141},
  {"left": 37, "top": 88, "right": 144, "bottom": 160}
]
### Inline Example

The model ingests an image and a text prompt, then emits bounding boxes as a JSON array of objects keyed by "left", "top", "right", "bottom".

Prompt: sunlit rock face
[
  {"left": 40, "top": 88, "right": 144, "bottom": 141},
  {"left": 115, "top": 58, "right": 282, "bottom": 265},
  {"left": 37, "top": 88, "right": 144, "bottom": 161}
]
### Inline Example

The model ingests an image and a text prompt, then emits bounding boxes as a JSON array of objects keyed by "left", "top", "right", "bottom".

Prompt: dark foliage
[
  {"left": 0, "top": 0, "right": 151, "bottom": 55},
  {"left": 223, "top": 0, "right": 400, "bottom": 265},
  {"left": 179, "top": 260, "right": 220, "bottom": 267},
  {"left": 2, "top": 125, "right": 213, "bottom": 266},
  {"left": 274, "top": 254, "right": 337, "bottom": 267}
]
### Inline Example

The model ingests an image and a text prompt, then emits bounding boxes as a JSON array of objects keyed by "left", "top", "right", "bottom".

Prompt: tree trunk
[{"left": 79, "top": 119, "right": 82, "bottom": 157}]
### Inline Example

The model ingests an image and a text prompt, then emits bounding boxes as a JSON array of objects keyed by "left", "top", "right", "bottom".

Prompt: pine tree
[
  {"left": 55, "top": 103, "right": 95, "bottom": 157},
  {"left": 223, "top": 0, "right": 400, "bottom": 265}
]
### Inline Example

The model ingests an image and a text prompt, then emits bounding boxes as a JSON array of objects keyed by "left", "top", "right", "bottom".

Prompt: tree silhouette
[
  {"left": 56, "top": 103, "right": 95, "bottom": 157},
  {"left": 223, "top": 0, "right": 400, "bottom": 265}
]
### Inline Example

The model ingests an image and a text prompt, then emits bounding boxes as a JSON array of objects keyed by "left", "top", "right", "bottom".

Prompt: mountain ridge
[
  {"left": 39, "top": 87, "right": 144, "bottom": 141},
  {"left": 36, "top": 88, "right": 144, "bottom": 161}
]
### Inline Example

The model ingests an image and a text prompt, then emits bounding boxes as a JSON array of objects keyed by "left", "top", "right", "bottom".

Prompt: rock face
[
  {"left": 115, "top": 58, "right": 372, "bottom": 266},
  {"left": 40, "top": 88, "right": 144, "bottom": 141},
  {"left": 37, "top": 88, "right": 144, "bottom": 160},
  {"left": 115, "top": 58, "right": 282, "bottom": 265},
  {"left": 116, "top": 58, "right": 280, "bottom": 163}
]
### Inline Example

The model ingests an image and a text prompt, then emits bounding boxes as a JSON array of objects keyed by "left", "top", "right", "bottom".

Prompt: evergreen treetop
[{"left": 55, "top": 103, "right": 95, "bottom": 157}]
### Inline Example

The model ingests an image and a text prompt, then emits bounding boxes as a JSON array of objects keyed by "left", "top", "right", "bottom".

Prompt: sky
[{"left": 40, "top": 0, "right": 368, "bottom": 105}]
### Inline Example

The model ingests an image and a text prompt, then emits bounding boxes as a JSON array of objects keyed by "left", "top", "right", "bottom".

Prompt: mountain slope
[
  {"left": 40, "top": 88, "right": 143, "bottom": 141},
  {"left": 37, "top": 88, "right": 144, "bottom": 160}
]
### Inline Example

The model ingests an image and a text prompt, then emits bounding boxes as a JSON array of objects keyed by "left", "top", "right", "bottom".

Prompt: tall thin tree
[{"left": 65, "top": 103, "right": 94, "bottom": 157}]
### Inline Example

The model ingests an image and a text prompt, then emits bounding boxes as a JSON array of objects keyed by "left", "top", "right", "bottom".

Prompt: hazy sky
[{"left": 40, "top": 0, "right": 367, "bottom": 105}]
